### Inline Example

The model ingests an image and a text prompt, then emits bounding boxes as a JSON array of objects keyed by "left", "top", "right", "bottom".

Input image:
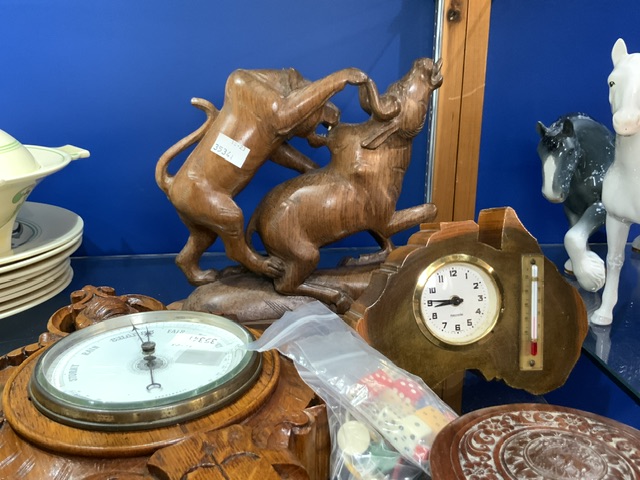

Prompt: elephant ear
[{"left": 361, "top": 118, "right": 400, "bottom": 150}]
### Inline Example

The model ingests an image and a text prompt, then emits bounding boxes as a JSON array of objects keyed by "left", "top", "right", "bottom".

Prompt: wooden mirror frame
[{"left": 428, "top": 0, "right": 491, "bottom": 223}]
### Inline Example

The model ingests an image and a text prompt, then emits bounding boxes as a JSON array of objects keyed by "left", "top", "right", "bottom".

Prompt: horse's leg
[
  {"left": 591, "top": 215, "right": 631, "bottom": 325},
  {"left": 562, "top": 208, "right": 580, "bottom": 274},
  {"left": 565, "top": 202, "right": 606, "bottom": 291}
]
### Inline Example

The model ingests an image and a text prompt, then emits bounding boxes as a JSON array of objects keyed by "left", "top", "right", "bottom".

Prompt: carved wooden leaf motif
[
  {"left": 148, "top": 425, "right": 308, "bottom": 480},
  {"left": 248, "top": 358, "right": 315, "bottom": 449}
]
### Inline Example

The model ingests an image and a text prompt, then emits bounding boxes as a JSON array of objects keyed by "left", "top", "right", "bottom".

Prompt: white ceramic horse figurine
[{"left": 591, "top": 38, "right": 640, "bottom": 326}]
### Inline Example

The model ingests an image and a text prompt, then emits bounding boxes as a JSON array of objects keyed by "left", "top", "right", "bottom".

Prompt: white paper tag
[{"left": 211, "top": 133, "right": 250, "bottom": 168}]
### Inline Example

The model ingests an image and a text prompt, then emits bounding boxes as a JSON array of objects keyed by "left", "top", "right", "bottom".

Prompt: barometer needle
[
  {"left": 131, "top": 323, "right": 156, "bottom": 353},
  {"left": 131, "top": 323, "right": 162, "bottom": 390}
]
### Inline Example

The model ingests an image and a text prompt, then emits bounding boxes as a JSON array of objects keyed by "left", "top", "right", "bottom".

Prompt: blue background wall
[
  {"left": 1, "top": 0, "right": 434, "bottom": 256},
  {"left": 5, "top": 1, "right": 640, "bottom": 253},
  {"left": 477, "top": 0, "right": 640, "bottom": 244}
]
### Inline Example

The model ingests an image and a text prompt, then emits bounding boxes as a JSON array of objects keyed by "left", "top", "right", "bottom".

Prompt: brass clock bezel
[
  {"left": 28, "top": 310, "right": 262, "bottom": 431},
  {"left": 412, "top": 253, "right": 503, "bottom": 348}
]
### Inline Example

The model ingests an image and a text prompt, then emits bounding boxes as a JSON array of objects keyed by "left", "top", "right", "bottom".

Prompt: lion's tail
[
  {"left": 245, "top": 207, "right": 260, "bottom": 246},
  {"left": 155, "top": 97, "right": 219, "bottom": 195}
]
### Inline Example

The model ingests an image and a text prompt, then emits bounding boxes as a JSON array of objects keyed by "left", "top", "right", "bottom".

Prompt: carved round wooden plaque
[{"left": 430, "top": 403, "right": 640, "bottom": 479}]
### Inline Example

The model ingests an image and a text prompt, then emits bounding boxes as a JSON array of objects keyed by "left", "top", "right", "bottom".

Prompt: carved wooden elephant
[{"left": 247, "top": 58, "right": 442, "bottom": 311}]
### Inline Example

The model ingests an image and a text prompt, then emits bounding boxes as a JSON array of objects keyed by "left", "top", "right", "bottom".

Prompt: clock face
[
  {"left": 28, "top": 310, "right": 261, "bottom": 430},
  {"left": 413, "top": 254, "right": 502, "bottom": 346}
]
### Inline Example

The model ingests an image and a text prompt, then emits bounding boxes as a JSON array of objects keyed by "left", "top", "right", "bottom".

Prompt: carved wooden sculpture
[
  {"left": 49, "top": 285, "right": 167, "bottom": 333},
  {"left": 247, "top": 58, "right": 442, "bottom": 311},
  {"left": 156, "top": 67, "right": 373, "bottom": 285}
]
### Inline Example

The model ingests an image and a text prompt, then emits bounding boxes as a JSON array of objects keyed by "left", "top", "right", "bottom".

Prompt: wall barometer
[{"left": 28, "top": 310, "right": 261, "bottom": 430}]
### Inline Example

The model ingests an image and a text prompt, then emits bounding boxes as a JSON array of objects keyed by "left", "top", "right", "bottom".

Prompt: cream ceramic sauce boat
[{"left": 0, "top": 129, "right": 89, "bottom": 254}]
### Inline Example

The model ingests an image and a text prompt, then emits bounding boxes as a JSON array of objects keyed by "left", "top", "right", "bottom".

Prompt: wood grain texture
[
  {"left": 430, "top": 403, "right": 640, "bottom": 479},
  {"left": 147, "top": 425, "right": 307, "bottom": 480},
  {"left": 0, "top": 285, "right": 332, "bottom": 479},
  {"left": 452, "top": 0, "right": 491, "bottom": 221},
  {"left": 346, "top": 207, "right": 588, "bottom": 395},
  {"left": 431, "top": 0, "right": 491, "bottom": 222},
  {"left": 155, "top": 68, "right": 373, "bottom": 286},
  {"left": 3, "top": 348, "right": 279, "bottom": 457},
  {"left": 247, "top": 58, "right": 441, "bottom": 312},
  {"left": 1, "top": 353, "right": 328, "bottom": 479}
]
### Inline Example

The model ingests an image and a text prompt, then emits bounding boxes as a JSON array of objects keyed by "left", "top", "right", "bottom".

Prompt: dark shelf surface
[
  {"left": 542, "top": 244, "right": 640, "bottom": 402},
  {"left": 2, "top": 246, "right": 638, "bottom": 405}
]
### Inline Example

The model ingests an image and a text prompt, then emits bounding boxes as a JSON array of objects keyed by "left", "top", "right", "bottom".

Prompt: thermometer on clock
[
  {"left": 519, "top": 254, "right": 544, "bottom": 371},
  {"left": 530, "top": 263, "right": 539, "bottom": 356}
]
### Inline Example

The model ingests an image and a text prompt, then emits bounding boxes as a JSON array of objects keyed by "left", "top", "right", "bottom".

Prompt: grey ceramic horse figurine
[{"left": 536, "top": 113, "right": 613, "bottom": 291}]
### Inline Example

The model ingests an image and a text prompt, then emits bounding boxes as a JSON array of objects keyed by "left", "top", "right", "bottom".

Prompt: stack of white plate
[{"left": 0, "top": 202, "right": 82, "bottom": 319}]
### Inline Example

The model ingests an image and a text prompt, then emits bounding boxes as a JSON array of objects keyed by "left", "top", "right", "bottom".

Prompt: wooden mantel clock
[
  {"left": 345, "top": 207, "right": 589, "bottom": 395},
  {"left": 0, "top": 286, "right": 329, "bottom": 479}
]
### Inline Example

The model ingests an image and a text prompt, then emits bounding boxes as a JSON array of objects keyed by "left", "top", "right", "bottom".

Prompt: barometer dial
[{"left": 28, "top": 310, "right": 260, "bottom": 430}]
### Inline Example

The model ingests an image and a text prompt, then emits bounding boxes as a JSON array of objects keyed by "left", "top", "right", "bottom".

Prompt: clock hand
[{"left": 433, "top": 296, "right": 464, "bottom": 307}]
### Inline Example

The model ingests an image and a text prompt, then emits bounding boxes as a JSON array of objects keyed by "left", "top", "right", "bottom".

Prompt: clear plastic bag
[{"left": 247, "top": 302, "right": 458, "bottom": 479}]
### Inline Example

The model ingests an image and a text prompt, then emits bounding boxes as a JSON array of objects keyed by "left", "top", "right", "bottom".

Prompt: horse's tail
[{"left": 155, "top": 97, "right": 219, "bottom": 195}]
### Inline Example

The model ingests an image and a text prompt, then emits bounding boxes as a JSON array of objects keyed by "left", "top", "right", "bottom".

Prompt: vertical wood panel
[
  {"left": 431, "top": 0, "right": 468, "bottom": 223},
  {"left": 428, "top": 0, "right": 491, "bottom": 413},
  {"left": 453, "top": 0, "right": 491, "bottom": 221},
  {"left": 430, "top": 0, "right": 491, "bottom": 222}
]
